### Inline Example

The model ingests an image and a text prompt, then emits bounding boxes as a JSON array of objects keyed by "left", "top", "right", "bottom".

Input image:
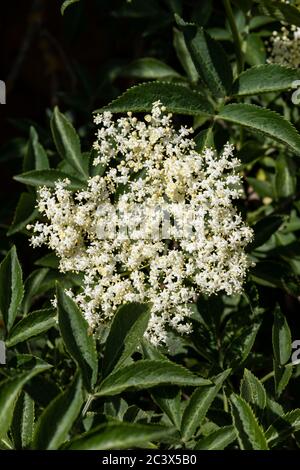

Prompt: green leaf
[
  {"left": 230, "top": 393, "right": 269, "bottom": 450},
  {"left": 103, "top": 303, "right": 151, "bottom": 377},
  {"left": 275, "top": 154, "right": 297, "bottom": 199},
  {"left": 177, "top": 20, "right": 233, "bottom": 97},
  {"left": 6, "top": 308, "right": 56, "bottom": 347},
  {"left": 266, "top": 409, "right": 300, "bottom": 447},
  {"left": 248, "top": 215, "right": 283, "bottom": 251},
  {"left": 274, "top": 362, "right": 293, "bottom": 398},
  {"left": 14, "top": 169, "right": 85, "bottom": 190},
  {"left": 0, "top": 246, "right": 24, "bottom": 332},
  {"left": 244, "top": 34, "right": 266, "bottom": 66},
  {"left": 33, "top": 373, "right": 83, "bottom": 450},
  {"left": 96, "top": 360, "right": 211, "bottom": 397},
  {"left": 194, "top": 425, "right": 236, "bottom": 450},
  {"left": 61, "top": 0, "right": 80, "bottom": 15},
  {"left": 151, "top": 387, "right": 182, "bottom": 429},
  {"left": 23, "top": 126, "right": 49, "bottom": 172},
  {"left": 23, "top": 268, "right": 49, "bottom": 315},
  {"left": 11, "top": 392, "right": 35, "bottom": 449},
  {"left": 181, "top": 369, "right": 231, "bottom": 442},
  {"left": 68, "top": 423, "right": 175, "bottom": 450},
  {"left": 257, "top": 0, "right": 300, "bottom": 27},
  {"left": 121, "top": 58, "right": 182, "bottom": 80},
  {"left": 50, "top": 107, "right": 87, "bottom": 178},
  {"left": 141, "top": 340, "right": 182, "bottom": 429},
  {"left": 95, "top": 82, "right": 214, "bottom": 116},
  {"left": 173, "top": 28, "right": 199, "bottom": 82},
  {"left": 233, "top": 65, "right": 300, "bottom": 97},
  {"left": 240, "top": 369, "right": 267, "bottom": 410},
  {"left": 272, "top": 305, "right": 292, "bottom": 366},
  {"left": 34, "top": 253, "right": 59, "bottom": 269},
  {"left": 0, "top": 360, "right": 51, "bottom": 440},
  {"left": 194, "top": 127, "right": 214, "bottom": 152},
  {"left": 224, "top": 322, "right": 261, "bottom": 368},
  {"left": 218, "top": 103, "right": 300, "bottom": 156},
  {"left": 7, "top": 192, "right": 38, "bottom": 236},
  {"left": 56, "top": 283, "right": 98, "bottom": 391}
]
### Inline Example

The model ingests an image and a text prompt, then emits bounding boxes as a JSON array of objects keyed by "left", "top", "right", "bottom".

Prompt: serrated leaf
[
  {"left": 266, "top": 409, "right": 300, "bottom": 447},
  {"left": 23, "top": 268, "right": 49, "bottom": 315},
  {"left": 11, "top": 392, "right": 35, "bottom": 449},
  {"left": 6, "top": 308, "right": 56, "bottom": 347},
  {"left": 177, "top": 19, "right": 233, "bottom": 97},
  {"left": 230, "top": 393, "right": 269, "bottom": 450},
  {"left": 240, "top": 369, "right": 267, "bottom": 411},
  {"left": 50, "top": 107, "right": 87, "bottom": 178},
  {"left": 0, "top": 246, "right": 24, "bottom": 332},
  {"left": 256, "top": 0, "right": 300, "bottom": 27},
  {"left": 121, "top": 58, "right": 182, "bottom": 80},
  {"left": 61, "top": 0, "right": 80, "bottom": 15},
  {"left": 68, "top": 422, "right": 175, "bottom": 450},
  {"left": 173, "top": 28, "right": 199, "bottom": 83},
  {"left": 233, "top": 65, "right": 300, "bottom": 96},
  {"left": 56, "top": 283, "right": 98, "bottom": 391},
  {"left": 96, "top": 360, "right": 211, "bottom": 397},
  {"left": 33, "top": 373, "right": 83, "bottom": 450},
  {"left": 194, "top": 425, "right": 236, "bottom": 450},
  {"left": 218, "top": 103, "right": 300, "bottom": 156},
  {"left": 224, "top": 322, "right": 261, "bottom": 368},
  {"left": 7, "top": 192, "right": 38, "bottom": 236},
  {"left": 141, "top": 340, "right": 182, "bottom": 429},
  {"left": 248, "top": 215, "right": 283, "bottom": 251},
  {"left": 23, "top": 126, "right": 49, "bottom": 172},
  {"left": 14, "top": 169, "right": 85, "bottom": 190},
  {"left": 272, "top": 305, "right": 292, "bottom": 366},
  {"left": 274, "top": 362, "right": 293, "bottom": 398},
  {"left": 94, "top": 82, "right": 214, "bottom": 116},
  {"left": 103, "top": 303, "right": 151, "bottom": 377},
  {"left": 151, "top": 387, "right": 182, "bottom": 429},
  {"left": 0, "top": 360, "right": 51, "bottom": 440},
  {"left": 181, "top": 369, "right": 231, "bottom": 442}
]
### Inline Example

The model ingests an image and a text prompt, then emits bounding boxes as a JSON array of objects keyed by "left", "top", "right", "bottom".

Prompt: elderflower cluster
[
  {"left": 28, "top": 102, "right": 253, "bottom": 345},
  {"left": 267, "top": 24, "right": 300, "bottom": 68}
]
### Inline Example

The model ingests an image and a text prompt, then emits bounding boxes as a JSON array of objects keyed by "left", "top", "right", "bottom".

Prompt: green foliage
[
  {"left": 68, "top": 423, "right": 175, "bottom": 450},
  {"left": 0, "top": 246, "right": 24, "bottom": 333},
  {"left": 33, "top": 373, "right": 84, "bottom": 450},
  {"left": 96, "top": 82, "right": 214, "bottom": 116},
  {"left": 50, "top": 107, "right": 87, "bottom": 179},
  {"left": 230, "top": 393, "right": 269, "bottom": 450},
  {"left": 56, "top": 284, "right": 98, "bottom": 392},
  {"left": 102, "top": 303, "right": 151, "bottom": 377},
  {"left": 96, "top": 360, "right": 211, "bottom": 397}
]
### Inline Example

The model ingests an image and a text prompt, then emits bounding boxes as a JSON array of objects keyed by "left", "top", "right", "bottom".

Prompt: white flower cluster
[
  {"left": 267, "top": 24, "right": 300, "bottom": 68},
  {"left": 28, "top": 102, "right": 253, "bottom": 345}
]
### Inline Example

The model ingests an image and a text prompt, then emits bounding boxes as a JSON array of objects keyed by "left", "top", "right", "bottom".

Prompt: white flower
[
  {"left": 28, "top": 101, "right": 253, "bottom": 345},
  {"left": 267, "top": 24, "right": 300, "bottom": 68}
]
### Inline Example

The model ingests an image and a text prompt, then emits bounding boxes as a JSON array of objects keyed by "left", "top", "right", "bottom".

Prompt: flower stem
[
  {"left": 223, "top": 0, "right": 244, "bottom": 75},
  {"left": 260, "top": 371, "right": 274, "bottom": 384}
]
